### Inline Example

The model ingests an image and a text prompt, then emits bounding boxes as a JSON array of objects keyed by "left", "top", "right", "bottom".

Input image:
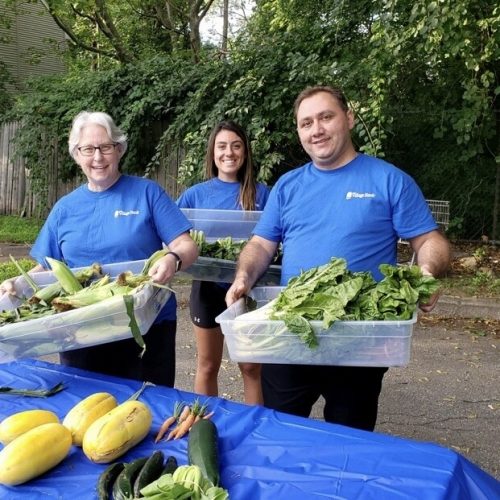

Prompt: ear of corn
[
  {"left": 0, "top": 422, "right": 72, "bottom": 485},
  {"left": 45, "top": 257, "right": 83, "bottom": 294},
  {"left": 51, "top": 282, "right": 132, "bottom": 311},
  {"left": 82, "top": 400, "right": 152, "bottom": 463},
  {"left": 62, "top": 392, "right": 118, "bottom": 446},
  {"left": 28, "top": 263, "right": 104, "bottom": 305},
  {"left": 141, "top": 249, "right": 168, "bottom": 275},
  {"left": 0, "top": 409, "right": 60, "bottom": 445}
]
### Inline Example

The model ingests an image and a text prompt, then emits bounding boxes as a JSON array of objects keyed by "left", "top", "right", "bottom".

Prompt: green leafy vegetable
[{"left": 269, "top": 258, "right": 439, "bottom": 347}]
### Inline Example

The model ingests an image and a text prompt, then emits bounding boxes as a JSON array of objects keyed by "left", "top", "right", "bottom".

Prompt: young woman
[{"left": 177, "top": 120, "right": 270, "bottom": 404}]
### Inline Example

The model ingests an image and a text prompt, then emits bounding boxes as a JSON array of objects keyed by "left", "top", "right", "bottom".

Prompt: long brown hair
[{"left": 204, "top": 120, "right": 257, "bottom": 210}]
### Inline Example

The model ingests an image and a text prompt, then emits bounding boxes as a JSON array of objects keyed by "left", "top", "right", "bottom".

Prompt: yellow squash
[
  {"left": 0, "top": 409, "right": 59, "bottom": 445},
  {"left": 63, "top": 392, "right": 118, "bottom": 446},
  {"left": 0, "top": 422, "right": 72, "bottom": 485},
  {"left": 82, "top": 400, "right": 152, "bottom": 463}
]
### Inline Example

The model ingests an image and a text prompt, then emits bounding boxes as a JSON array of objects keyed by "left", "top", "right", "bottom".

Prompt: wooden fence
[{"left": 0, "top": 122, "right": 182, "bottom": 218}]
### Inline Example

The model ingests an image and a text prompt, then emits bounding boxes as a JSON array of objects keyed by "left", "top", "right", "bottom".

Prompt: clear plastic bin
[
  {"left": 216, "top": 287, "right": 416, "bottom": 367},
  {"left": 181, "top": 208, "right": 262, "bottom": 242},
  {"left": 0, "top": 260, "right": 171, "bottom": 363},
  {"left": 179, "top": 257, "right": 281, "bottom": 285}
]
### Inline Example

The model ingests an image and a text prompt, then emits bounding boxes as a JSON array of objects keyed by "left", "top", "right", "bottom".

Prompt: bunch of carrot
[{"left": 154, "top": 399, "right": 214, "bottom": 442}]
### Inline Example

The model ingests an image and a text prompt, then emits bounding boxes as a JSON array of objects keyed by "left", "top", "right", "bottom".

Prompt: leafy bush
[{"left": 0, "top": 259, "right": 36, "bottom": 282}]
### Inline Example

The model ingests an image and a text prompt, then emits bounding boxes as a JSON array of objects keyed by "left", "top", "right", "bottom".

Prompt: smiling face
[
  {"left": 296, "top": 91, "right": 356, "bottom": 170},
  {"left": 75, "top": 124, "right": 123, "bottom": 191},
  {"left": 213, "top": 129, "right": 246, "bottom": 182}
]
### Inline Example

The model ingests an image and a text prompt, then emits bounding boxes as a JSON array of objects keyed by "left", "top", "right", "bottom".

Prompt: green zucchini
[
  {"left": 162, "top": 455, "right": 178, "bottom": 475},
  {"left": 97, "top": 462, "right": 125, "bottom": 500},
  {"left": 112, "top": 456, "right": 148, "bottom": 500},
  {"left": 187, "top": 419, "right": 220, "bottom": 486},
  {"left": 132, "top": 450, "right": 165, "bottom": 497}
]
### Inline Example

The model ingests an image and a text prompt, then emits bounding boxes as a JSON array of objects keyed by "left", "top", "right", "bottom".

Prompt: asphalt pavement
[{"left": 2, "top": 244, "right": 499, "bottom": 480}]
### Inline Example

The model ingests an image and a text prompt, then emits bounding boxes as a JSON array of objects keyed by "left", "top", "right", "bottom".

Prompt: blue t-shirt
[
  {"left": 31, "top": 175, "right": 192, "bottom": 321},
  {"left": 254, "top": 154, "right": 437, "bottom": 284},
  {"left": 176, "top": 177, "right": 270, "bottom": 210}
]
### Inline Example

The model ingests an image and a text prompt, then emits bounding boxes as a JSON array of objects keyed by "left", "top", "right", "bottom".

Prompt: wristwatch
[{"left": 166, "top": 251, "right": 182, "bottom": 272}]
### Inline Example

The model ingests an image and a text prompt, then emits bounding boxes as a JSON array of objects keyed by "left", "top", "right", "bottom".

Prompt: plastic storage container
[
  {"left": 179, "top": 257, "right": 281, "bottom": 285},
  {"left": 216, "top": 287, "right": 416, "bottom": 367},
  {"left": 181, "top": 208, "right": 262, "bottom": 242},
  {"left": 0, "top": 260, "right": 171, "bottom": 363}
]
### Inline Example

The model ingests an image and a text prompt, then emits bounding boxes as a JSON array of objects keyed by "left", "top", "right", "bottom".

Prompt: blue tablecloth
[{"left": 0, "top": 359, "right": 498, "bottom": 499}]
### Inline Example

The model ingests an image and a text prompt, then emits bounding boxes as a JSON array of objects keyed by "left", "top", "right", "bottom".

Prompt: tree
[{"left": 36, "top": 0, "right": 217, "bottom": 64}]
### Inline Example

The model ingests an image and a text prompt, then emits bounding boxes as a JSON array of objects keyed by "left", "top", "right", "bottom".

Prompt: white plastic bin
[
  {"left": 179, "top": 257, "right": 281, "bottom": 285},
  {"left": 0, "top": 260, "right": 171, "bottom": 363},
  {"left": 181, "top": 208, "right": 262, "bottom": 242},
  {"left": 216, "top": 287, "right": 416, "bottom": 367}
]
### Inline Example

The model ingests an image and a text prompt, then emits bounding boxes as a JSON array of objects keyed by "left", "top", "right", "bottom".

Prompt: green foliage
[
  {"left": 0, "top": 259, "right": 36, "bottom": 283},
  {"left": 3, "top": 0, "right": 499, "bottom": 239},
  {"left": 0, "top": 216, "right": 43, "bottom": 244}
]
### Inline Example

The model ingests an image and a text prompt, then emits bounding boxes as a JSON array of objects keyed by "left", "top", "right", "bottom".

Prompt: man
[{"left": 226, "top": 85, "right": 450, "bottom": 431}]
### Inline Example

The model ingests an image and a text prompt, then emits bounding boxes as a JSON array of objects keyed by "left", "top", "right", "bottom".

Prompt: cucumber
[
  {"left": 112, "top": 456, "right": 148, "bottom": 500},
  {"left": 162, "top": 455, "right": 178, "bottom": 475},
  {"left": 187, "top": 419, "right": 220, "bottom": 486},
  {"left": 97, "top": 462, "right": 125, "bottom": 500},
  {"left": 132, "top": 450, "right": 165, "bottom": 497}
]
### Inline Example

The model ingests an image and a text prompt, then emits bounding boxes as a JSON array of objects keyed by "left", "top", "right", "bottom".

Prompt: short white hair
[{"left": 68, "top": 111, "right": 128, "bottom": 158}]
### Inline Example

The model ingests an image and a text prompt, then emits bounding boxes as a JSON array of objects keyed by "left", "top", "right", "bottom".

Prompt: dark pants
[
  {"left": 262, "top": 364, "right": 388, "bottom": 431},
  {"left": 59, "top": 320, "right": 176, "bottom": 387}
]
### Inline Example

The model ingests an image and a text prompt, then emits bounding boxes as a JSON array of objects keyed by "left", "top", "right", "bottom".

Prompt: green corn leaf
[{"left": 123, "top": 293, "right": 146, "bottom": 358}]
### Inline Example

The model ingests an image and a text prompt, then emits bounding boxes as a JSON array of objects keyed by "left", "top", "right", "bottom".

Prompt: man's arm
[
  {"left": 409, "top": 229, "right": 451, "bottom": 312},
  {"left": 226, "top": 235, "right": 278, "bottom": 306}
]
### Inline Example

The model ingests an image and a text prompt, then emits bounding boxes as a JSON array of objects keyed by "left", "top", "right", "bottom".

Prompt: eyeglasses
[{"left": 77, "top": 143, "right": 117, "bottom": 156}]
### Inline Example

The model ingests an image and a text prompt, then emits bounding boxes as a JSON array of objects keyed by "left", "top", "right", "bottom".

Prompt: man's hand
[
  {"left": 226, "top": 275, "right": 251, "bottom": 306},
  {"left": 418, "top": 263, "right": 440, "bottom": 313}
]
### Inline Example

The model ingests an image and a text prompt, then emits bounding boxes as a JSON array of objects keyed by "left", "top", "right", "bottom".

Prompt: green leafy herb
[{"left": 0, "top": 382, "right": 65, "bottom": 397}]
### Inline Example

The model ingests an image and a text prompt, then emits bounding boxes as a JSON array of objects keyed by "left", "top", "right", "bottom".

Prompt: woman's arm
[{"left": 147, "top": 232, "right": 199, "bottom": 285}]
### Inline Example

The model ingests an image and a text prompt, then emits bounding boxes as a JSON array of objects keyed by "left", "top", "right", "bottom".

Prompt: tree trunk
[{"left": 221, "top": 0, "right": 229, "bottom": 55}]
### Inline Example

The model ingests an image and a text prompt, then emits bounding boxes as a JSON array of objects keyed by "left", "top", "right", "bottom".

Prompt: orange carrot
[
  {"left": 155, "top": 415, "right": 176, "bottom": 443},
  {"left": 166, "top": 404, "right": 191, "bottom": 441},
  {"left": 154, "top": 401, "right": 183, "bottom": 443},
  {"left": 173, "top": 410, "right": 196, "bottom": 439},
  {"left": 177, "top": 404, "right": 191, "bottom": 423},
  {"left": 202, "top": 411, "right": 215, "bottom": 420}
]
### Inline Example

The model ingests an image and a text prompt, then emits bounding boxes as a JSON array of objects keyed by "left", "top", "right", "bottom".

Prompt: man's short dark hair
[{"left": 293, "top": 85, "right": 349, "bottom": 118}]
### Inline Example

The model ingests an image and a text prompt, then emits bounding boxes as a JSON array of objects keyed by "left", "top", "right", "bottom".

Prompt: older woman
[{"left": 1, "top": 111, "right": 198, "bottom": 386}]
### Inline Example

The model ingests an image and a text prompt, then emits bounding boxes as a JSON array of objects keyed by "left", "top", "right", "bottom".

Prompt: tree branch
[{"left": 38, "top": 0, "right": 116, "bottom": 59}]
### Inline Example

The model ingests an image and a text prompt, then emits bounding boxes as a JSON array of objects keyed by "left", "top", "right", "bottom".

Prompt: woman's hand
[
  {"left": 147, "top": 255, "right": 177, "bottom": 285},
  {"left": 0, "top": 278, "right": 17, "bottom": 296}
]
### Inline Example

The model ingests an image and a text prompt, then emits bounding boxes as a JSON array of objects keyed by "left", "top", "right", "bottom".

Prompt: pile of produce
[
  {"left": 0, "top": 251, "right": 172, "bottom": 356},
  {"left": 190, "top": 230, "right": 246, "bottom": 261},
  {"left": 240, "top": 257, "right": 439, "bottom": 348},
  {"left": 0, "top": 384, "right": 229, "bottom": 498},
  {"left": 190, "top": 230, "right": 282, "bottom": 264},
  {"left": 99, "top": 418, "right": 227, "bottom": 499},
  {"left": 155, "top": 399, "right": 214, "bottom": 442}
]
